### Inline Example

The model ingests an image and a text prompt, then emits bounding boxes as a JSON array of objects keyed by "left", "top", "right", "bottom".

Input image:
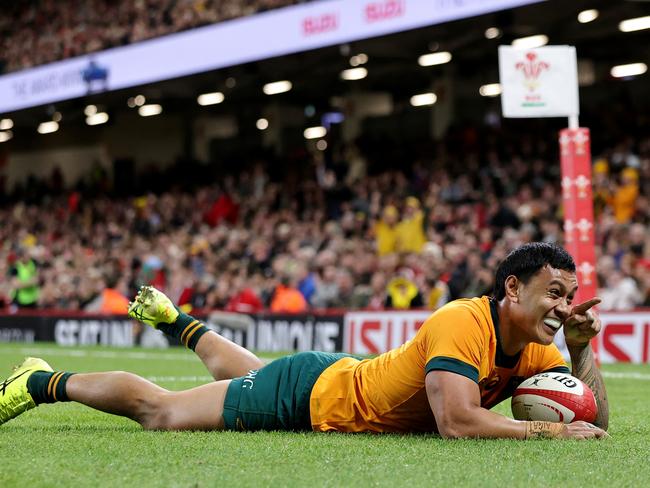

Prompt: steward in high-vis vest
[
  {"left": 10, "top": 252, "right": 40, "bottom": 308},
  {"left": 84, "top": 273, "right": 130, "bottom": 314}
]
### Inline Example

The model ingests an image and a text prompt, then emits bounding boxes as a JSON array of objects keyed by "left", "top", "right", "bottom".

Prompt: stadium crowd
[
  {"left": 1, "top": 129, "right": 649, "bottom": 313},
  {"left": 0, "top": 0, "right": 308, "bottom": 73}
]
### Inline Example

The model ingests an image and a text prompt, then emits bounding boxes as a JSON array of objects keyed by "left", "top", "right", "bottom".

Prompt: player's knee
[
  {"left": 140, "top": 398, "right": 174, "bottom": 430},
  {"left": 142, "top": 415, "right": 171, "bottom": 431},
  {"left": 128, "top": 388, "right": 172, "bottom": 431},
  {"left": 140, "top": 393, "right": 194, "bottom": 431}
]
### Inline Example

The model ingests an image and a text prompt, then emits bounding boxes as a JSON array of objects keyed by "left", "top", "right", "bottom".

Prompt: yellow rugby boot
[
  {"left": 0, "top": 357, "right": 53, "bottom": 425},
  {"left": 128, "top": 285, "right": 179, "bottom": 329}
]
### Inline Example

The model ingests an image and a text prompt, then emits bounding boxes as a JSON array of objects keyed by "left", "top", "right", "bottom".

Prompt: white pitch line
[
  {"left": 19, "top": 347, "right": 199, "bottom": 361},
  {"left": 17, "top": 346, "right": 275, "bottom": 363},
  {"left": 602, "top": 371, "right": 650, "bottom": 381},
  {"left": 13, "top": 347, "right": 650, "bottom": 381}
]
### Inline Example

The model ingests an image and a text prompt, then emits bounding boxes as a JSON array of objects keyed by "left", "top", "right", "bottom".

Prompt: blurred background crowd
[
  {"left": 1, "top": 0, "right": 648, "bottom": 314},
  {"left": 0, "top": 0, "right": 307, "bottom": 73},
  {"left": 2, "top": 125, "right": 648, "bottom": 313}
]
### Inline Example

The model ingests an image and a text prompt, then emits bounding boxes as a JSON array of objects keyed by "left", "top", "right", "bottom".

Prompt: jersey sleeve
[
  {"left": 529, "top": 343, "right": 570, "bottom": 375},
  {"left": 419, "top": 305, "right": 486, "bottom": 383}
]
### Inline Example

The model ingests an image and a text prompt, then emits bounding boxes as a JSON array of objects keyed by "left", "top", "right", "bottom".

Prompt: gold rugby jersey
[{"left": 309, "top": 296, "right": 569, "bottom": 432}]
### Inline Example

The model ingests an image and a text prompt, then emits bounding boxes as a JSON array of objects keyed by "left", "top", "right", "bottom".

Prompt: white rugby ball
[{"left": 511, "top": 372, "right": 597, "bottom": 424}]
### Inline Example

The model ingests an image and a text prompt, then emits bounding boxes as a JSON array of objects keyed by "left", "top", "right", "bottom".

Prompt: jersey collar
[{"left": 489, "top": 298, "right": 521, "bottom": 369}]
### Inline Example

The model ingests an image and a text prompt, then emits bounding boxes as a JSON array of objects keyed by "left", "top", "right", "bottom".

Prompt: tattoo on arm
[
  {"left": 525, "top": 421, "right": 564, "bottom": 439},
  {"left": 568, "top": 344, "right": 609, "bottom": 430}
]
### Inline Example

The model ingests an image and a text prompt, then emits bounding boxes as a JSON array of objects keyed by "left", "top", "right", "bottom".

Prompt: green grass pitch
[{"left": 1, "top": 342, "right": 649, "bottom": 487}]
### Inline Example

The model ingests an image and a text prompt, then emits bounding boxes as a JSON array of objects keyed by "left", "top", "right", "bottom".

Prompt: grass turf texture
[{"left": 0, "top": 343, "right": 649, "bottom": 487}]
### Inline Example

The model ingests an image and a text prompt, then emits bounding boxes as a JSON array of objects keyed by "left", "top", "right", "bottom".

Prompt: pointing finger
[{"left": 571, "top": 298, "right": 601, "bottom": 315}]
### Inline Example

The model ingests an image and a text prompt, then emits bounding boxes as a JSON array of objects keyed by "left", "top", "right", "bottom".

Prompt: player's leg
[
  {"left": 1, "top": 357, "right": 230, "bottom": 430},
  {"left": 192, "top": 331, "right": 262, "bottom": 382},
  {"left": 65, "top": 372, "right": 231, "bottom": 430},
  {"left": 128, "top": 286, "right": 263, "bottom": 380}
]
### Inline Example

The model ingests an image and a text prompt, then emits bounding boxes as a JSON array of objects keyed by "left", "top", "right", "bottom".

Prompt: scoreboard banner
[{"left": 0, "top": 309, "right": 647, "bottom": 363}]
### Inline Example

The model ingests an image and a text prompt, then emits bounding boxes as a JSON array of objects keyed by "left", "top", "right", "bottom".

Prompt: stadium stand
[
  {"left": 0, "top": 1, "right": 648, "bottom": 314},
  {"left": 1, "top": 127, "right": 648, "bottom": 312},
  {"left": 0, "top": 0, "right": 307, "bottom": 73}
]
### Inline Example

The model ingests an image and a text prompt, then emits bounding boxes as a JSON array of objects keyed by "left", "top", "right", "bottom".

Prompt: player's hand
[
  {"left": 560, "top": 421, "right": 609, "bottom": 440},
  {"left": 563, "top": 298, "right": 602, "bottom": 347}
]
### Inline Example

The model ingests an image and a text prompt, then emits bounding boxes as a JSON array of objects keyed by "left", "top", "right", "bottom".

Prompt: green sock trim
[
  {"left": 186, "top": 325, "right": 210, "bottom": 351},
  {"left": 157, "top": 310, "right": 210, "bottom": 350},
  {"left": 27, "top": 371, "right": 75, "bottom": 405}
]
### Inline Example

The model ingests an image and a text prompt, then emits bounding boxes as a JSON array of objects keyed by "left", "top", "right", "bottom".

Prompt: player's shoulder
[
  {"left": 431, "top": 296, "right": 491, "bottom": 319},
  {"left": 420, "top": 296, "right": 492, "bottom": 333}
]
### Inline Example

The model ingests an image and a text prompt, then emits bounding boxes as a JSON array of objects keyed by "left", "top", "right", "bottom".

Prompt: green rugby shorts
[{"left": 222, "top": 351, "right": 353, "bottom": 431}]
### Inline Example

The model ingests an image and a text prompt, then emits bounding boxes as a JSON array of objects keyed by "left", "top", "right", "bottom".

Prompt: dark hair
[
  {"left": 105, "top": 272, "right": 120, "bottom": 289},
  {"left": 492, "top": 242, "right": 575, "bottom": 300}
]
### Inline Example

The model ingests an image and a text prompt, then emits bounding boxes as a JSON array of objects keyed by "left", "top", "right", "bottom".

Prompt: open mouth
[{"left": 543, "top": 317, "right": 562, "bottom": 334}]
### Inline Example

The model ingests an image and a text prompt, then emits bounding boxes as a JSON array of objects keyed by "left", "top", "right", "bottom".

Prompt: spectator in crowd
[
  {"left": 270, "top": 276, "right": 308, "bottom": 313},
  {"left": 599, "top": 270, "right": 643, "bottom": 311},
  {"left": 354, "top": 271, "right": 387, "bottom": 310},
  {"left": 0, "top": 258, "right": 11, "bottom": 309},
  {"left": 225, "top": 277, "right": 264, "bottom": 314},
  {"left": 343, "top": 144, "right": 368, "bottom": 187},
  {"left": 0, "top": 120, "right": 647, "bottom": 314},
  {"left": 330, "top": 269, "right": 361, "bottom": 309},
  {"left": 452, "top": 251, "right": 494, "bottom": 299},
  {"left": 311, "top": 265, "right": 340, "bottom": 309},
  {"left": 385, "top": 270, "right": 424, "bottom": 309},
  {"left": 295, "top": 261, "right": 317, "bottom": 305},
  {"left": 0, "top": 0, "right": 302, "bottom": 74},
  {"left": 637, "top": 262, "right": 650, "bottom": 307},
  {"left": 423, "top": 273, "right": 449, "bottom": 310},
  {"left": 374, "top": 205, "right": 399, "bottom": 256},
  {"left": 592, "top": 159, "right": 611, "bottom": 219},
  {"left": 84, "top": 271, "right": 130, "bottom": 314},
  {"left": 610, "top": 168, "right": 639, "bottom": 224},
  {"left": 9, "top": 248, "right": 40, "bottom": 308},
  {"left": 395, "top": 197, "right": 426, "bottom": 254}
]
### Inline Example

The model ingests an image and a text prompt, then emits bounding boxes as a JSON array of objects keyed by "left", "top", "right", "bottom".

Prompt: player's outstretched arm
[
  {"left": 425, "top": 371, "right": 609, "bottom": 440},
  {"left": 563, "top": 298, "right": 609, "bottom": 431}
]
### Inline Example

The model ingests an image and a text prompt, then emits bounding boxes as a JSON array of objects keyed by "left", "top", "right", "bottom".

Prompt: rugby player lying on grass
[{"left": 1, "top": 243, "right": 609, "bottom": 440}]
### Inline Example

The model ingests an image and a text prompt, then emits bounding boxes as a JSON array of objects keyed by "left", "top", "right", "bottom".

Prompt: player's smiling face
[{"left": 515, "top": 265, "right": 578, "bottom": 345}]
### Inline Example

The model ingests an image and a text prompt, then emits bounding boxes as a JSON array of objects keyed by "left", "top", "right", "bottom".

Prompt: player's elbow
[
  {"left": 435, "top": 410, "right": 476, "bottom": 439},
  {"left": 437, "top": 423, "right": 466, "bottom": 439},
  {"left": 438, "top": 422, "right": 478, "bottom": 439}
]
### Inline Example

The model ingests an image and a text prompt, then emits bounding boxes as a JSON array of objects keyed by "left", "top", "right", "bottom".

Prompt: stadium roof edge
[{"left": 0, "top": 0, "right": 544, "bottom": 114}]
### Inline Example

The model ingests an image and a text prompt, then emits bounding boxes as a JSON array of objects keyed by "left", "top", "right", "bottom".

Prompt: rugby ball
[{"left": 511, "top": 372, "right": 597, "bottom": 423}]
